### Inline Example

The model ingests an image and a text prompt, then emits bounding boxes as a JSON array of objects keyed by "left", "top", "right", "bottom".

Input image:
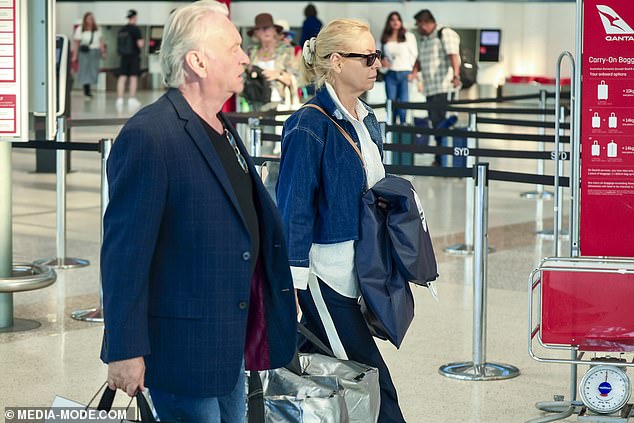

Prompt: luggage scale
[{"left": 528, "top": 257, "right": 634, "bottom": 422}]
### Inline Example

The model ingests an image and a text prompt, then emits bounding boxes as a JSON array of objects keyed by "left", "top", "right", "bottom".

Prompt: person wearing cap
[
  {"left": 115, "top": 9, "right": 144, "bottom": 111},
  {"left": 412, "top": 9, "right": 461, "bottom": 166},
  {"left": 100, "top": 2, "right": 296, "bottom": 421},
  {"left": 245, "top": 13, "right": 298, "bottom": 112},
  {"left": 277, "top": 19, "right": 407, "bottom": 423}
]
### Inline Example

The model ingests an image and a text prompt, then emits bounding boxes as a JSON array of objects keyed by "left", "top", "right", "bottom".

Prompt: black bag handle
[{"left": 96, "top": 385, "right": 157, "bottom": 423}]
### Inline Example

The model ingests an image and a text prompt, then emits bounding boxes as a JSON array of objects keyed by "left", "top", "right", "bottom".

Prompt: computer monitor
[{"left": 479, "top": 29, "right": 501, "bottom": 62}]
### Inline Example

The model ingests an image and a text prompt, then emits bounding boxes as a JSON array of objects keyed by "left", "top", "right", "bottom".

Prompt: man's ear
[
  {"left": 330, "top": 53, "right": 343, "bottom": 74},
  {"left": 184, "top": 50, "right": 208, "bottom": 79}
]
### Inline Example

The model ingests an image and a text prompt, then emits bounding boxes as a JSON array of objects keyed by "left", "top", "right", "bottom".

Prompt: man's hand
[
  {"left": 107, "top": 357, "right": 145, "bottom": 397},
  {"left": 452, "top": 75, "right": 461, "bottom": 88}
]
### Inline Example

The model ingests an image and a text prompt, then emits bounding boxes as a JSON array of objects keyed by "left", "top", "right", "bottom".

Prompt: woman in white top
[
  {"left": 72, "top": 12, "right": 105, "bottom": 99},
  {"left": 380, "top": 12, "right": 418, "bottom": 123},
  {"left": 277, "top": 19, "right": 407, "bottom": 423}
]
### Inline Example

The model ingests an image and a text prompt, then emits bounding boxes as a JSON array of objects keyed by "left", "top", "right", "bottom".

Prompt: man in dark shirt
[
  {"left": 116, "top": 9, "right": 144, "bottom": 110},
  {"left": 100, "top": 2, "right": 297, "bottom": 421}
]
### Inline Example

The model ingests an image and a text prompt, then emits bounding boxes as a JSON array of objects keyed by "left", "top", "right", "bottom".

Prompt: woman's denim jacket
[{"left": 276, "top": 86, "right": 384, "bottom": 268}]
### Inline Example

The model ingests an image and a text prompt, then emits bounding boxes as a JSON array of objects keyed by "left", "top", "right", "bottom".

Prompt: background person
[
  {"left": 412, "top": 9, "right": 461, "bottom": 166},
  {"left": 100, "top": 2, "right": 297, "bottom": 422},
  {"left": 116, "top": 9, "right": 144, "bottom": 110},
  {"left": 300, "top": 4, "right": 323, "bottom": 47},
  {"left": 276, "top": 19, "right": 407, "bottom": 423},
  {"left": 246, "top": 13, "right": 298, "bottom": 112},
  {"left": 379, "top": 11, "right": 418, "bottom": 124},
  {"left": 72, "top": 12, "right": 105, "bottom": 99}
]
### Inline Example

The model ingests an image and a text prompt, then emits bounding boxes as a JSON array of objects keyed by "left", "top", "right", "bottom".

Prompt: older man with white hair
[{"left": 99, "top": 2, "right": 297, "bottom": 421}]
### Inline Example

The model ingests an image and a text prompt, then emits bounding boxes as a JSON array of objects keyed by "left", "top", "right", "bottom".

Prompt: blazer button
[
  {"left": 238, "top": 301, "right": 248, "bottom": 310},
  {"left": 242, "top": 251, "right": 251, "bottom": 261}
]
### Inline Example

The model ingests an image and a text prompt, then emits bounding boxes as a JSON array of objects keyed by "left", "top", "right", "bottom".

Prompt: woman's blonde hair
[{"left": 300, "top": 19, "right": 370, "bottom": 88}]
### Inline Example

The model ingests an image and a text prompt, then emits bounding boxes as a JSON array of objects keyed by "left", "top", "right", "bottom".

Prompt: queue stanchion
[
  {"left": 537, "top": 105, "right": 569, "bottom": 244},
  {"left": 71, "top": 138, "right": 112, "bottom": 323},
  {"left": 385, "top": 99, "right": 394, "bottom": 165},
  {"left": 444, "top": 113, "right": 494, "bottom": 255},
  {"left": 521, "top": 90, "right": 554, "bottom": 200},
  {"left": 35, "top": 116, "right": 89, "bottom": 269},
  {"left": 439, "top": 163, "right": 520, "bottom": 381},
  {"left": 249, "top": 117, "right": 262, "bottom": 175},
  {"left": 1, "top": 143, "right": 57, "bottom": 333}
]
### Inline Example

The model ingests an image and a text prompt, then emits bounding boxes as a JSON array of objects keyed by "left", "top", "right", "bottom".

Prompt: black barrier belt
[
  {"left": 386, "top": 125, "right": 570, "bottom": 143},
  {"left": 489, "top": 170, "right": 569, "bottom": 187},
  {"left": 383, "top": 143, "right": 570, "bottom": 161},
  {"left": 448, "top": 92, "right": 541, "bottom": 104},
  {"left": 476, "top": 116, "right": 570, "bottom": 130},
  {"left": 11, "top": 140, "right": 101, "bottom": 152},
  {"left": 253, "top": 157, "right": 280, "bottom": 165},
  {"left": 70, "top": 118, "right": 129, "bottom": 127},
  {"left": 392, "top": 102, "right": 558, "bottom": 115},
  {"left": 261, "top": 133, "right": 282, "bottom": 142},
  {"left": 251, "top": 156, "right": 569, "bottom": 187}
]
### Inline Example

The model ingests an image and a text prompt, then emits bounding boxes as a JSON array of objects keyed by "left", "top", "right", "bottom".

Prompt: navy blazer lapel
[{"left": 166, "top": 89, "right": 248, "bottom": 230}]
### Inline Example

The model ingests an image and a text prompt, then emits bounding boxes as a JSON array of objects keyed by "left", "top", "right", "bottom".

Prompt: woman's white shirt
[
  {"left": 290, "top": 83, "right": 385, "bottom": 298},
  {"left": 73, "top": 27, "right": 102, "bottom": 50},
  {"left": 383, "top": 32, "right": 418, "bottom": 72}
]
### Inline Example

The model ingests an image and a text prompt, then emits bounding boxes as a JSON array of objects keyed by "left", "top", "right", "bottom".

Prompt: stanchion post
[
  {"left": 521, "top": 90, "right": 554, "bottom": 200},
  {"left": 248, "top": 117, "right": 262, "bottom": 176},
  {"left": 385, "top": 99, "right": 393, "bottom": 165},
  {"left": 0, "top": 142, "right": 12, "bottom": 328},
  {"left": 35, "top": 117, "right": 90, "bottom": 269},
  {"left": 444, "top": 113, "right": 494, "bottom": 255},
  {"left": 71, "top": 138, "right": 112, "bottom": 322},
  {"left": 439, "top": 163, "right": 520, "bottom": 381}
]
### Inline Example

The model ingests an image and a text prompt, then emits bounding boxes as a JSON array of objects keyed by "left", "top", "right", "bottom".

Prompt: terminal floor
[{"left": 1, "top": 89, "right": 583, "bottom": 422}]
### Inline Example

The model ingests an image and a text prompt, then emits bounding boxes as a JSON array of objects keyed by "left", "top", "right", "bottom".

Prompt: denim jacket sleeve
[{"left": 276, "top": 124, "right": 324, "bottom": 268}]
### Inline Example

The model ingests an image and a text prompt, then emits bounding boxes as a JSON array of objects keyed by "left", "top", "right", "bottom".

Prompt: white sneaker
[
  {"left": 115, "top": 97, "right": 124, "bottom": 110},
  {"left": 128, "top": 97, "right": 141, "bottom": 110}
]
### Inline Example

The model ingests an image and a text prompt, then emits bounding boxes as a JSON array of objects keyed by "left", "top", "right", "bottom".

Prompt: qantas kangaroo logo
[{"left": 597, "top": 5, "right": 634, "bottom": 34}]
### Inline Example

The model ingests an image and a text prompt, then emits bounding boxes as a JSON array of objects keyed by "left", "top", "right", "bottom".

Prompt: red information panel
[{"left": 580, "top": 0, "right": 634, "bottom": 256}]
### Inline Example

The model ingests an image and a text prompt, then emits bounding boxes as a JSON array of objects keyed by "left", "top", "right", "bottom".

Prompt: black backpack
[
  {"left": 438, "top": 27, "right": 477, "bottom": 89},
  {"left": 117, "top": 27, "right": 135, "bottom": 56}
]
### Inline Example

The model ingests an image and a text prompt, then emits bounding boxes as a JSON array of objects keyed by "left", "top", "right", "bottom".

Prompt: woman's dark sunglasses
[{"left": 327, "top": 50, "right": 382, "bottom": 67}]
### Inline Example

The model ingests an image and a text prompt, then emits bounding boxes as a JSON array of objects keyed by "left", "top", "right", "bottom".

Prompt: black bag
[
  {"left": 117, "top": 28, "right": 135, "bottom": 56},
  {"left": 79, "top": 31, "right": 94, "bottom": 53},
  {"left": 243, "top": 66, "right": 271, "bottom": 104},
  {"left": 438, "top": 27, "right": 477, "bottom": 89}
]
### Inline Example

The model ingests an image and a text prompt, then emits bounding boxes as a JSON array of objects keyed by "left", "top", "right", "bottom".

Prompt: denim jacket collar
[{"left": 314, "top": 85, "right": 375, "bottom": 123}]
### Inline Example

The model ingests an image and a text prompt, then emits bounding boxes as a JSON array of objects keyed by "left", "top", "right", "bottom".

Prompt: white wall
[{"left": 56, "top": 1, "right": 576, "bottom": 83}]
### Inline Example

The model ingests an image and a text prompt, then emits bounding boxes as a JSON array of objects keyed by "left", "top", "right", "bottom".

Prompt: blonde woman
[
  {"left": 276, "top": 19, "right": 407, "bottom": 423},
  {"left": 72, "top": 12, "right": 105, "bottom": 99}
]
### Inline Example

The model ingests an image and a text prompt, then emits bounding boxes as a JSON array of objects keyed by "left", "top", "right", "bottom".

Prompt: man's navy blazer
[{"left": 100, "top": 88, "right": 297, "bottom": 397}]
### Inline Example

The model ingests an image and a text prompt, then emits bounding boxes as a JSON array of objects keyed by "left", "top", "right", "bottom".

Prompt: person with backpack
[
  {"left": 116, "top": 9, "right": 144, "bottom": 110},
  {"left": 412, "top": 9, "right": 461, "bottom": 166}
]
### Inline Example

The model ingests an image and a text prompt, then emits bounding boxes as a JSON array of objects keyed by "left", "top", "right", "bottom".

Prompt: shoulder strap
[{"left": 303, "top": 103, "right": 366, "bottom": 169}]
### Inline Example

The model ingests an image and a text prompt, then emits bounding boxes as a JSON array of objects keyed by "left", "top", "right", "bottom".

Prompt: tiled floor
[{"left": 0, "top": 89, "right": 595, "bottom": 422}]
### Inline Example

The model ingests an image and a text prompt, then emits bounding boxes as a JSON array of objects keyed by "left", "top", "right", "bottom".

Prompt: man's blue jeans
[
  {"left": 149, "top": 362, "right": 246, "bottom": 423},
  {"left": 384, "top": 70, "right": 411, "bottom": 124}
]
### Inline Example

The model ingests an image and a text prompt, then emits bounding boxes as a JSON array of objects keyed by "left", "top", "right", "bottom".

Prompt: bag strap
[
  {"left": 247, "top": 372, "right": 265, "bottom": 423},
  {"left": 96, "top": 386, "right": 157, "bottom": 423},
  {"left": 303, "top": 103, "right": 366, "bottom": 170}
]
